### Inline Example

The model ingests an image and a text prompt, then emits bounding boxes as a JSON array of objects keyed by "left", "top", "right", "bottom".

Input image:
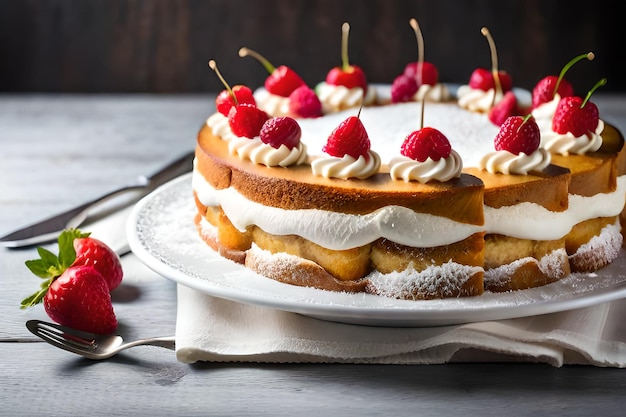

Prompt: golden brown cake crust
[{"left": 197, "top": 124, "right": 484, "bottom": 225}]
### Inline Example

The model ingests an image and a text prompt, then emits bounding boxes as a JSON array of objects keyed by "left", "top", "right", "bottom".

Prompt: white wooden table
[{"left": 2, "top": 94, "right": 626, "bottom": 416}]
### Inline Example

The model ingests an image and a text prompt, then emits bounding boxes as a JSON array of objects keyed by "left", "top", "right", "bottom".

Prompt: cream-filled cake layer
[{"left": 193, "top": 167, "right": 626, "bottom": 248}]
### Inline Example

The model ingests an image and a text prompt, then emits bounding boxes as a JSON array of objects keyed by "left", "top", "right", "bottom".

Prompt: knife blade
[{"left": 0, "top": 150, "right": 195, "bottom": 248}]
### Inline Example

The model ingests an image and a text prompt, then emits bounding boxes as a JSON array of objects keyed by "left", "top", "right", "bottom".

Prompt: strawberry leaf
[
  {"left": 36, "top": 246, "right": 58, "bottom": 268},
  {"left": 24, "top": 258, "right": 54, "bottom": 278},
  {"left": 21, "top": 228, "right": 90, "bottom": 309},
  {"left": 58, "top": 228, "right": 88, "bottom": 269},
  {"left": 20, "top": 281, "right": 51, "bottom": 308}
]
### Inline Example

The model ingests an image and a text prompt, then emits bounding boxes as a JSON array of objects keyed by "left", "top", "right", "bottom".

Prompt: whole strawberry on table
[{"left": 21, "top": 228, "right": 123, "bottom": 334}]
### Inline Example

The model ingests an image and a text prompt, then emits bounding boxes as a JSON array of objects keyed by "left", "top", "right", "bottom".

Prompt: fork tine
[
  {"left": 26, "top": 320, "right": 97, "bottom": 352},
  {"left": 38, "top": 321, "right": 97, "bottom": 347}
]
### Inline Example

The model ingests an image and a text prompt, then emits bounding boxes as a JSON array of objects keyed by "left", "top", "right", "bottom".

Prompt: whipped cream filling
[
  {"left": 532, "top": 95, "right": 605, "bottom": 155},
  {"left": 311, "top": 151, "right": 381, "bottom": 179},
  {"left": 193, "top": 168, "right": 482, "bottom": 249},
  {"left": 193, "top": 165, "right": 626, "bottom": 249},
  {"left": 485, "top": 175, "right": 626, "bottom": 239},
  {"left": 315, "top": 82, "right": 377, "bottom": 114},
  {"left": 479, "top": 148, "right": 551, "bottom": 175},
  {"left": 457, "top": 85, "right": 504, "bottom": 113},
  {"left": 389, "top": 150, "right": 462, "bottom": 183},
  {"left": 228, "top": 136, "right": 307, "bottom": 167}
]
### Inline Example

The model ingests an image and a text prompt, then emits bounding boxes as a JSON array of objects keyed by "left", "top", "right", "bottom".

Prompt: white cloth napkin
[{"left": 175, "top": 284, "right": 626, "bottom": 367}]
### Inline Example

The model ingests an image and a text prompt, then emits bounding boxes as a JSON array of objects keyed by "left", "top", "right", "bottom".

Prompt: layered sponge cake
[
  {"left": 192, "top": 82, "right": 625, "bottom": 300},
  {"left": 192, "top": 37, "right": 624, "bottom": 300}
]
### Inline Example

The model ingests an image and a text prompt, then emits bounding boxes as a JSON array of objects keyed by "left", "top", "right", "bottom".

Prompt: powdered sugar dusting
[
  {"left": 570, "top": 222, "right": 623, "bottom": 271},
  {"left": 484, "top": 249, "right": 569, "bottom": 289},
  {"left": 365, "top": 261, "right": 482, "bottom": 300}
]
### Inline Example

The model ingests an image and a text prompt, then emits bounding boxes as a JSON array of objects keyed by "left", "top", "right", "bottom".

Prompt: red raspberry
[
  {"left": 215, "top": 85, "right": 256, "bottom": 116},
  {"left": 494, "top": 116, "right": 540, "bottom": 155},
  {"left": 531, "top": 76, "right": 574, "bottom": 109},
  {"left": 259, "top": 117, "right": 302, "bottom": 150},
  {"left": 323, "top": 116, "right": 371, "bottom": 159},
  {"left": 289, "top": 86, "right": 322, "bottom": 118},
  {"left": 228, "top": 104, "right": 269, "bottom": 138},
  {"left": 401, "top": 127, "right": 452, "bottom": 162},
  {"left": 403, "top": 61, "right": 438, "bottom": 86},
  {"left": 488, "top": 91, "right": 522, "bottom": 126},
  {"left": 391, "top": 74, "right": 418, "bottom": 103},
  {"left": 551, "top": 96, "right": 599, "bottom": 137}
]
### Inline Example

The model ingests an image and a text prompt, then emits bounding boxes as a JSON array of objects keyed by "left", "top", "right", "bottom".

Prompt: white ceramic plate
[{"left": 127, "top": 173, "right": 626, "bottom": 327}]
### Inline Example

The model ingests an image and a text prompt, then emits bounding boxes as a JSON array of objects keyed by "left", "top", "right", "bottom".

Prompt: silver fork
[{"left": 26, "top": 320, "right": 175, "bottom": 360}]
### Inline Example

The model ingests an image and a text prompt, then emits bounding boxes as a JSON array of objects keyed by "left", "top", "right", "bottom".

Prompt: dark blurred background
[{"left": 0, "top": 0, "right": 622, "bottom": 94}]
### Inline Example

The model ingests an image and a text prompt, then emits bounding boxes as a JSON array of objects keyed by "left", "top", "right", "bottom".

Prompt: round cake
[{"left": 193, "top": 44, "right": 625, "bottom": 300}]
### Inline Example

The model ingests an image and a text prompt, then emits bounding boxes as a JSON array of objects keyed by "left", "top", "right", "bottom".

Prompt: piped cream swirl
[
  {"left": 206, "top": 112, "right": 237, "bottom": 141},
  {"left": 411, "top": 83, "right": 451, "bottom": 102},
  {"left": 479, "top": 149, "right": 551, "bottom": 175},
  {"left": 311, "top": 151, "right": 381, "bottom": 179},
  {"left": 532, "top": 96, "right": 604, "bottom": 155},
  {"left": 315, "top": 82, "right": 377, "bottom": 113},
  {"left": 253, "top": 89, "right": 291, "bottom": 117},
  {"left": 228, "top": 137, "right": 307, "bottom": 167},
  {"left": 389, "top": 150, "right": 463, "bottom": 183},
  {"left": 457, "top": 85, "right": 504, "bottom": 113}
]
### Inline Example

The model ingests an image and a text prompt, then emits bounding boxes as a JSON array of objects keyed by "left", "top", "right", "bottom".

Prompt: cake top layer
[{"left": 298, "top": 99, "right": 500, "bottom": 168}]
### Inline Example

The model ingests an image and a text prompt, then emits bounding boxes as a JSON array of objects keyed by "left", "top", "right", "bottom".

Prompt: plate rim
[{"left": 127, "top": 173, "right": 626, "bottom": 327}]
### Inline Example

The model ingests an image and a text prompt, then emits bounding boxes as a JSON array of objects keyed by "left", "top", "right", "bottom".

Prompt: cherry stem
[
  {"left": 409, "top": 18, "right": 424, "bottom": 87},
  {"left": 356, "top": 97, "right": 364, "bottom": 118},
  {"left": 341, "top": 22, "right": 351, "bottom": 71},
  {"left": 581, "top": 78, "right": 607, "bottom": 108},
  {"left": 553, "top": 52, "right": 595, "bottom": 99},
  {"left": 208, "top": 60, "right": 238, "bottom": 105},
  {"left": 481, "top": 27, "right": 502, "bottom": 109},
  {"left": 419, "top": 88, "right": 426, "bottom": 130},
  {"left": 239, "top": 47, "right": 276, "bottom": 75},
  {"left": 516, "top": 114, "right": 534, "bottom": 135}
]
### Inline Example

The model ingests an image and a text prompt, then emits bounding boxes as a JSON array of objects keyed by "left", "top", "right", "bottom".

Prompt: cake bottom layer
[{"left": 194, "top": 198, "right": 623, "bottom": 299}]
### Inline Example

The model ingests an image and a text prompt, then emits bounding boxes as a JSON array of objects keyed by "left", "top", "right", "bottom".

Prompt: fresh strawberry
[
  {"left": 44, "top": 265, "right": 117, "bottom": 334},
  {"left": 531, "top": 52, "right": 594, "bottom": 109},
  {"left": 551, "top": 96, "right": 599, "bottom": 136},
  {"left": 239, "top": 47, "right": 305, "bottom": 97},
  {"left": 323, "top": 115, "right": 371, "bottom": 159},
  {"left": 260, "top": 116, "right": 302, "bottom": 150},
  {"left": 403, "top": 61, "right": 438, "bottom": 86},
  {"left": 551, "top": 78, "right": 606, "bottom": 137},
  {"left": 531, "top": 76, "right": 574, "bottom": 109},
  {"left": 469, "top": 68, "right": 513, "bottom": 92},
  {"left": 228, "top": 103, "right": 269, "bottom": 138},
  {"left": 21, "top": 229, "right": 120, "bottom": 334},
  {"left": 494, "top": 115, "right": 540, "bottom": 155},
  {"left": 325, "top": 22, "right": 368, "bottom": 93},
  {"left": 74, "top": 235, "right": 123, "bottom": 291},
  {"left": 215, "top": 85, "right": 256, "bottom": 116},
  {"left": 391, "top": 74, "right": 418, "bottom": 103},
  {"left": 401, "top": 127, "right": 452, "bottom": 162},
  {"left": 488, "top": 91, "right": 521, "bottom": 126},
  {"left": 288, "top": 85, "right": 322, "bottom": 118}
]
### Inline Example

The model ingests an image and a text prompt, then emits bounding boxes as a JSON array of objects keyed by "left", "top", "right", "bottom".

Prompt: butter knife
[{"left": 0, "top": 150, "right": 195, "bottom": 248}]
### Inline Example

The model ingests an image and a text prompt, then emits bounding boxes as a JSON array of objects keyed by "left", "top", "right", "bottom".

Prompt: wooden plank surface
[{"left": 2, "top": 94, "right": 626, "bottom": 416}]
